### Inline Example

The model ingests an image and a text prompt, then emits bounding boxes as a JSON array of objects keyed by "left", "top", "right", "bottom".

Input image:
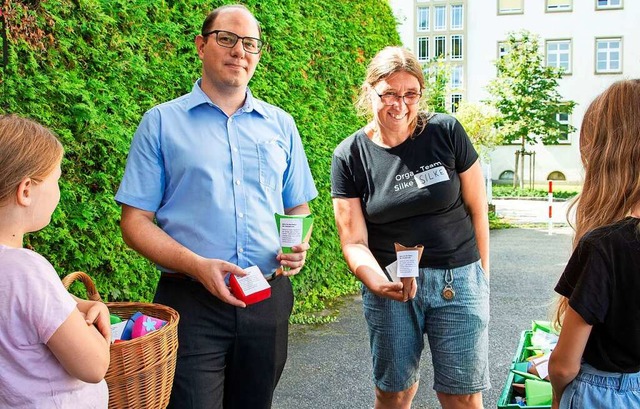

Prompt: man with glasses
[{"left": 115, "top": 4, "right": 317, "bottom": 408}]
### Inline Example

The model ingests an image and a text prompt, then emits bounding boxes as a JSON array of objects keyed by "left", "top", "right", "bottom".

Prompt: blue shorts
[
  {"left": 560, "top": 363, "right": 640, "bottom": 408},
  {"left": 362, "top": 260, "right": 490, "bottom": 394}
]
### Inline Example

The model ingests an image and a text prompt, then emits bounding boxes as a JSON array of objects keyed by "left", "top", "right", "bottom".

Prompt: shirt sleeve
[
  {"left": 555, "top": 239, "right": 611, "bottom": 325},
  {"left": 281, "top": 117, "right": 318, "bottom": 209},
  {"left": 11, "top": 252, "right": 77, "bottom": 345},
  {"left": 331, "top": 144, "right": 359, "bottom": 199},
  {"left": 115, "top": 108, "right": 165, "bottom": 212}
]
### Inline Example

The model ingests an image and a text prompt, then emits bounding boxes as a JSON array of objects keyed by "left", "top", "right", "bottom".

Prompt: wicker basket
[{"left": 62, "top": 271, "right": 179, "bottom": 409}]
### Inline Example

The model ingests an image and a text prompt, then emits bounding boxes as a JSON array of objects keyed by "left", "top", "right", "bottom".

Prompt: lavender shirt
[{"left": 0, "top": 245, "right": 108, "bottom": 408}]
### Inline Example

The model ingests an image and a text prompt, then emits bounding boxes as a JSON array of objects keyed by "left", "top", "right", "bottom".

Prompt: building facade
[{"left": 389, "top": 0, "right": 640, "bottom": 184}]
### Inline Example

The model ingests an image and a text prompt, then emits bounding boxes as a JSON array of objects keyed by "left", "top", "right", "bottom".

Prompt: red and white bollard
[{"left": 548, "top": 181, "right": 553, "bottom": 235}]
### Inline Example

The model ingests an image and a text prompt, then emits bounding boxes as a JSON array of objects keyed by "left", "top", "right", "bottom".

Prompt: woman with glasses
[{"left": 331, "top": 46, "right": 490, "bottom": 409}]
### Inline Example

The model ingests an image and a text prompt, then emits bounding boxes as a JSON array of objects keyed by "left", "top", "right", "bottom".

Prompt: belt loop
[{"left": 619, "top": 372, "right": 631, "bottom": 392}]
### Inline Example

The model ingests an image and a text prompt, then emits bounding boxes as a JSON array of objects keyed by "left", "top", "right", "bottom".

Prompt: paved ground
[
  {"left": 493, "top": 198, "right": 573, "bottom": 226},
  {"left": 272, "top": 200, "right": 573, "bottom": 409}
]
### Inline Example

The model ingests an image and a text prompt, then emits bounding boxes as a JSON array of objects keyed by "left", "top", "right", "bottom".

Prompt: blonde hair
[
  {"left": 553, "top": 79, "right": 640, "bottom": 329},
  {"left": 0, "top": 114, "right": 63, "bottom": 204},
  {"left": 355, "top": 46, "right": 430, "bottom": 135}
]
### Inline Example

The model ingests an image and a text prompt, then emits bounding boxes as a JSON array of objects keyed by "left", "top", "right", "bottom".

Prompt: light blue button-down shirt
[{"left": 115, "top": 80, "right": 318, "bottom": 275}]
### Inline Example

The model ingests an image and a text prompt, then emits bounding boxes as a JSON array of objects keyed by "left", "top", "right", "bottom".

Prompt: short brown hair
[
  {"left": 201, "top": 4, "right": 262, "bottom": 37},
  {"left": 0, "top": 114, "right": 63, "bottom": 204}
]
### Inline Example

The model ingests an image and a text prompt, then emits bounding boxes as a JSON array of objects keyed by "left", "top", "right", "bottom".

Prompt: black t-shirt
[
  {"left": 555, "top": 217, "right": 640, "bottom": 373},
  {"left": 331, "top": 113, "right": 480, "bottom": 270}
]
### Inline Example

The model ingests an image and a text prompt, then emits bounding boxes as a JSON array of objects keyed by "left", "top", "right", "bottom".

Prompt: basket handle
[{"left": 61, "top": 271, "right": 103, "bottom": 302}]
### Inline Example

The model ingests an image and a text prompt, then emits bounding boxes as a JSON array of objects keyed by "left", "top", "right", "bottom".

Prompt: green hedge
[{"left": 1, "top": 0, "right": 399, "bottom": 322}]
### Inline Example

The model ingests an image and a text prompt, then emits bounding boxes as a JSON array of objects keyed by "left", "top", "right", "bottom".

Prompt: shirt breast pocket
[{"left": 257, "top": 138, "right": 287, "bottom": 190}]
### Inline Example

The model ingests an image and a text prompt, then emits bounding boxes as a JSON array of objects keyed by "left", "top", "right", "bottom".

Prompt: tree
[
  {"left": 422, "top": 57, "right": 450, "bottom": 113},
  {"left": 454, "top": 101, "right": 504, "bottom": 162},
  {"left": 486, "top": 30, "right": 576, "bottom": 188}
]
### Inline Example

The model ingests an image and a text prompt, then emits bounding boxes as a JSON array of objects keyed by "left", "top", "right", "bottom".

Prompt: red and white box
[{"left": 229, "top": 266, "right": 271, "bottom": 305}]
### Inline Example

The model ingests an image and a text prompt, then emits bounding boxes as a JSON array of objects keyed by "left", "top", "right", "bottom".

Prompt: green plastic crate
[{"left": 497, "top": 330, "right": 551, "bottom": 409}]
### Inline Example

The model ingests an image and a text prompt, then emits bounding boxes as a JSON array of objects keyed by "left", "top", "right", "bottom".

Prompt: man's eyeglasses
[
  {"left": 202, "top": 30, "right": 264, "bottom": 54},
  {"left": 375, "top": 91, "right": 422, "bottom": 106}
]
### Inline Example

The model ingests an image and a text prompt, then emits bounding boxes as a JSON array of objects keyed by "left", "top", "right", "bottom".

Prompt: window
[
  {"left": 417, "top": 7, "right": 429, "bottom": 31},
  {"left": 547, "top": 171, "right": 566, "bottom": 181},
  {"left": 498, "top": 41, "right": 510, "bottom": 58},
  {"left": 451, "top": 35, "right": 463, "bottom": 60},
  {"left": 417, "top": 37, "right": 429, "bottom": 62},
  {"left": 556, "top": 112, "right": 570, "bottom": 143},
  {"left": 450, "top": 5, "right": 463, "bottom": 29},
  {"left": 546, "top": 0, "right": 572, "bottom": 11},
  {"left": 450, "top": 65, "right": 463, "bottom": 89},
  {"left": 546, "top": 40, "right": 571, "bottom": 74},
  {"left": 596, "top": 0, "right": 622, "bottom": 9},
  {"left": 451, "top": 94, "right": 462, "bottom": 113},
  {"left": 595, "top": 38, "right": 622, "bottom": 73},
  {"left": 434, "top": 36, "right": 446, "bottom": 58},
  {"left": 434, "top": 6, "right": 447, "bottom": 30},
  {"left": 499, "top": 170, "right": 514, "bottom": 181},
  {"left": 498, "top": 0, "right": 523, "bottom": 14}
]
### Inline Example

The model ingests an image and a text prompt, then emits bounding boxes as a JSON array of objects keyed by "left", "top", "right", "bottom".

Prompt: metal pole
[{"left": 548, "top": 180, "right": 553, "bottom": 235}]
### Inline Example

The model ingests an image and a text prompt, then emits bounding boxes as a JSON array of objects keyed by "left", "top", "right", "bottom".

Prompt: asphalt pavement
[{"left": 272, "top": 200, "right": 574, "bottom": 409}]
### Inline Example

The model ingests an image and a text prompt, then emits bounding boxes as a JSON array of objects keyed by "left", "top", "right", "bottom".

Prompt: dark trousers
[{"left": 154, "top": 274, "right": 294, "bottom": 409}]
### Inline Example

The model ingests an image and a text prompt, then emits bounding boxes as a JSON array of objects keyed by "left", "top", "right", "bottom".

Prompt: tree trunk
[{"left": 513, "top": 151, "right": 518, "bottom": 188}]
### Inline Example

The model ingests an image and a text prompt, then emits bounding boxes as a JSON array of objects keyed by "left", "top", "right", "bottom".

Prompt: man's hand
[
  {"left": 195, "top": 259, "right": 247, "bottom": 308},
  {"left": 276, "top": 242, "right": 310, "bottom": 277}
]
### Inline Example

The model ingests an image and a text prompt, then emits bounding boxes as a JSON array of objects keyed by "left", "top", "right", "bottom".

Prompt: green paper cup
[
  {"left": 525, "top": 379, "right": 552, "bottom": 406},
  {"left": 275, "top": 213, "right": 314, "bottom": 271}
]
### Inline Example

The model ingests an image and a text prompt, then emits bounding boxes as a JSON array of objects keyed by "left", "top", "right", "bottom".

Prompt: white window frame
[
  {"left": 595, "top": 37, "right": 622, "bottom": 74},
  {"left": 417, "top": 37, "right": 430, "bottom": 62},
  {"left": 556, "top": 112, "right": 571, "bottom": 143},
  {"left": 498, "top": 41, "right": 510, "bottom": 59},
  {"left": 498, "top": 0, "right": 524, "bottom": 14},
  {"left": 434, "top": 35, "right": 446, "bottom": 58},
  {"left": 546, "top": 39, "right": 572, "bottom": 74},
  {"left": 434, "top": 6, "right": 447, "bottom": 30},
  {"left": 450, "top": 4, "right": 463, "bottom": 30},
  {"left": 596, "top": 0, "right": 622, "bottom": 10},
  {"left": 451, "top": 35, "right": 463, "bottom": 60},
  {"left": 546, "top": 0, "right": 572, "bottom": 12},
  {"left": 450, "top": 65, "right": 463, "bottom": 89},
  {"left": 451, "top": 94, "right": 463, "bottom": 113},
  {"left": 417, "top": 7, "right": 430, "bottom": 32}
]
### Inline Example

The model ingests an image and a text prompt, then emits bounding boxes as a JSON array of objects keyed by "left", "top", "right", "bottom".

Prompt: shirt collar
[{"left": 185, "top": 79, "right": 269, "bottom": 119}]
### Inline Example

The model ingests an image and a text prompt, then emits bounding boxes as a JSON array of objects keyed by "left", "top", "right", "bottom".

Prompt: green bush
[
  {"left": 1, "top": 0, "right": 399, "bottom": 320},
  {"left": 492, "top": 186, "right": 578, "bottom": 200}
]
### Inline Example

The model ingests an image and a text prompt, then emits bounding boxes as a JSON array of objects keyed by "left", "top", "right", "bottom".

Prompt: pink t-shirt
[{"left": 0, "top": 245, "right": 108, "bottom": 408}]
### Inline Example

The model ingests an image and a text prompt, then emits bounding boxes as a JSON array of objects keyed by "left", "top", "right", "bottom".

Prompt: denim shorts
[
  {"left": 362, "top": 260, "right": 490, "bottom": 394},
  {"left": 560, "top": 362, "right": 640, "bottom": 408}
]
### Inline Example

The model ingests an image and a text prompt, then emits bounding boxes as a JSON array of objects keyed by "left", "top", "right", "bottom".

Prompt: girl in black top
[{"left": 549, "top": 79, "right": 640, "bottom": 408}]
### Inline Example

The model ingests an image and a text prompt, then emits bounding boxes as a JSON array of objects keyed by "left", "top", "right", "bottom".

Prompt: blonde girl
[
  {"left": 0, "top": 114, "right": 110, "bottom": 408},
  {"left": 549, "top": 80, "right": 640, "bottom": 408}
]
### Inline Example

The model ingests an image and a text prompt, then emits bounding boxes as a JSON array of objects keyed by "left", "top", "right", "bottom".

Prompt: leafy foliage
[
  {"left": 492, "top": 186, "right": 578, "bottom": 200},
  {"left": 422, "top": 57, "right": 449, "bottom": 114},
  {"left": 454, "top": 101, "right": 504, "bottom": 162},
  {"left": 1, "top": 0, "right": 399, "bottom": 318},
  {"left": 486, "top": 30, "right": 576, "bottom": 148}
]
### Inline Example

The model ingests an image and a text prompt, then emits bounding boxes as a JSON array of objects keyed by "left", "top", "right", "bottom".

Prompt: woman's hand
[{"left": 368, "top": 275, "right": 416, "bottom": 302}]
